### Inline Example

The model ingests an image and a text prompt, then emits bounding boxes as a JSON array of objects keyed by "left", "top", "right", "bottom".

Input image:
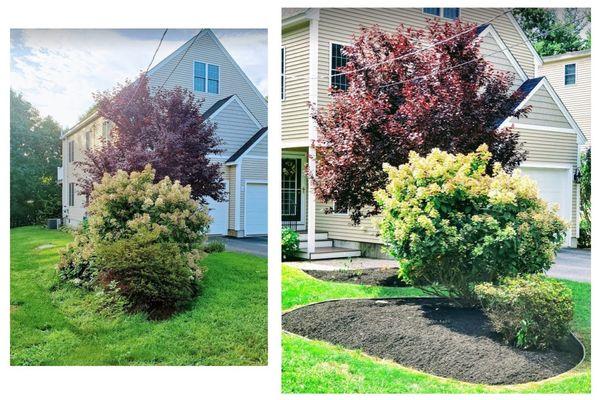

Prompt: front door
[{"left": 282, "top": 158, "right": 302, "bottom": 227}]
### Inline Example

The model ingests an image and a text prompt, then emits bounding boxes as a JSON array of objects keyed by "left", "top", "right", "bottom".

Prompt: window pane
[
  {"left": 194, "top": 62, "right": 206, "bottom": 78},
  {"left": 423, "top": 8, "right": 440, "bottom": 16},
  {"left": 208, "top": 64, "right": 219, "bottom": 80},
  {"left": 331, "top": 43, "right": 348, "bottom": 90},
  {"left": 565, "top": 64, "right": 576, "bottom": 85},
  {"left": 208, "top": 79, "right": 219, "bottom": 94},
  {"left": 443, "top": 8, "right": 460, "bottom": 19},
  {"left": 194, "top": 77, "right": 206, "bottom": 92}
]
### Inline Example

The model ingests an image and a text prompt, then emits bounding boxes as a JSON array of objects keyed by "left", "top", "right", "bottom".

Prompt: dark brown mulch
[
  {"left": 304, "top": 268, "right": 406, "bottom": 287},
  {"left": 282, "top": 298, "right": 583, "bottom": 385}
]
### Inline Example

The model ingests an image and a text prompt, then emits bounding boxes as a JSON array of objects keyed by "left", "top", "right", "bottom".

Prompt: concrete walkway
[
  {"left": 208, "top": 235, "right": 268, "bottom": 258},
  {"left": 287, "top": 248, "right": 591, "bottom": 283}
]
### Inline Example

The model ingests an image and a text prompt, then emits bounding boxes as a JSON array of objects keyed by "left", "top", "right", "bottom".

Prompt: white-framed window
[
  {"left": 68, "top": 182, "right": 75, "bottom": 207},
  {"left": 423, "top": 8, "right": 460, "bottom": 20},
  {"left": 281, "top": 47, "right": 285, "bottom": 100},
  {"left": 564, "top": 63, "right": 576, "bottom": 85},
  {"left": 193, "top": 61, "right": 220, "bottom": 94},
  {"left": 330, "top": 43, "right": 348, "bottom": 91},
  {"left": 85, "top": 130, "right": 91, "bottom": 150},
  {"left": 68, "top": 140, "right": 75, "bottom": 162},
  {"left": 102, "top": 121, "right": 111, "bottom": 141},
  {"left": 332, "top": 201, "right": 348, "bottom": 215}
]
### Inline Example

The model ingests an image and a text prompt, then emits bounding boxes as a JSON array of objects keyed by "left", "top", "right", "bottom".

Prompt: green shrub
[
  {"left": 58, "top": 165, "right": 210, "bottom": 317},
  {"left": 96, "top": 229, "right": 203, "bottom": 319},
  {"left": 204, "top": 240, "right": 226, "bottom": 253},
  {"left": 282, "top": 227, "right": 300, "bottom": 261},
  {"left": 375, "top": 145, "right": 567, "bottom": 304},
  {"left": 87, "top": 165, "right": 211, "bottom": 251},
  {"left": 57, "top": 231, "right": 98, "bottom": 289},
  {"left": 475, "top": 275, "right": 574, "bottom": 349}
]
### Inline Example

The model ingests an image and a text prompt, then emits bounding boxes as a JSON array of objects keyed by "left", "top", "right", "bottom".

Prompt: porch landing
[{"left": 295, "top": 231, "right": 362, "bottom": 260}]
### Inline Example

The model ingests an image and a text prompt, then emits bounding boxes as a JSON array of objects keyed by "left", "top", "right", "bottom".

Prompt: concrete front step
[
  {"left": 297, "top": 246, "right": 362, "bottom": 260},
  {"left": 298, "top": 239, "right": 333, "bottom": 249}
]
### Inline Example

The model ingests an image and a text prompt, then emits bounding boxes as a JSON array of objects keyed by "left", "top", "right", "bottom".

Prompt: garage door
[
  {"left": 245, "top": 182, "right": 268, "bottom": 235},
  {"left": 206, "top": 181, "right": 228, "bottom": 235},
  {"left": 519, "top": 166, "right": 572, "bottom": 245}
]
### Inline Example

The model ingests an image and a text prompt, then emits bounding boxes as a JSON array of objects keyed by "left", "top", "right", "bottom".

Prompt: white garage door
[
  {"left": 245, "top": 182, "right": 268, "bottom": 235},
  {"left": 519, "top": 166, "right": 572, "bottom": 245},
  {"left": 206, "top": 182, "right": 228, "bottom": 235}
]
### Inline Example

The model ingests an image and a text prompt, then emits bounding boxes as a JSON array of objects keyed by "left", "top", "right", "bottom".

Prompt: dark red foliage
[
  {"left": 76, "top": 74, "right": 225, "bottom": 202},
  {"left": 312, "top": 20, "right": 530, "bottom": 223}
]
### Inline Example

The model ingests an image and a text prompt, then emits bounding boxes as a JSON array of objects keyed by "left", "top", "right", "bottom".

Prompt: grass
[
  {"left": 10, "top": 226, "right": 268, "bottom": 366},
  {"left": 282, "top": 264, "right": 591, "bottom": 394}
]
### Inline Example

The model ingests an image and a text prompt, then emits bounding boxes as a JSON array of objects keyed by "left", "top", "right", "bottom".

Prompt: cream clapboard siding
[
  {"left": 282, "top": 22, "right": 310, "bottom": 146},
  {"left": 479, "top": 32, "right": 524, "bottom": 89},
  {"left": 316, "top": 7, "right": 535, "bottom": 107},
  {"left": 518, "top": 86, "right": 572, "bottom": 129},
  {"left": 210, "top": 99, "right": 261, "bottom": 158},
  {"left": 239, "top": 157, "right": 268, "bottom": 232},
  {"left": 539, "top": 53, "right": 591, "bottom": 144},
  {"left": 516, "top": 127, "right": 579, "bottom": 233},
  {"left": 246, "top": 131, "right": 268, "bottom": 157},
  {"left": 147, "top": 30, "right": 267, "bottom": 127},
  {"left": 228, "top": 165, "right": 237, "bottom": 231},
  {"left": 312, "top": 7, "right": 537, "bottom": 244},
  {"left": 62, "top": 115, "right": 105, "bottom": 226}
]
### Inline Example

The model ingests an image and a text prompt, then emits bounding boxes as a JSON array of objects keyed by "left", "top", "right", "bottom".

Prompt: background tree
[
  {"left": 513, "top": 8, "right": 591, "bottom": 56},
  {"left": 10, "top": 90, "right": 62, "bottom": 226},
  {"left": 78, "top": 74, "right": 226, "bottom": 202},
  {"left": 312, "top": 20, "right": 530, "bottom": 223},
  {"left": 578, "top": 148, "right": 591, "bottom": 247}
]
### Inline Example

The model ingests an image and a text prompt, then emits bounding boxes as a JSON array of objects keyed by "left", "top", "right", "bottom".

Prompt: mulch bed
[
  {"left": 304, "top": 268, "right": 406, "bottom": 287},
  {"left": 282, "top": 298, "right": 583, "bottom": 385}
]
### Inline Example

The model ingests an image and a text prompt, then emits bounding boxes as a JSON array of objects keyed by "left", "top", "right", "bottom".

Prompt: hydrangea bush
[
  {"left": 375, "top": 145, "right": 567, "bottom": 304},
  {"left": 58, "top": 165, "right": 210, "bottom": 318}
]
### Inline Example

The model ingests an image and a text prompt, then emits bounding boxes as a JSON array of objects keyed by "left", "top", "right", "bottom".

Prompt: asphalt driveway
[
  {"left": 546, "top": 247, "right": 591, "bottom": 283},
  {"left": 208, "top": 235, "right": 268, "bottom": 258}
]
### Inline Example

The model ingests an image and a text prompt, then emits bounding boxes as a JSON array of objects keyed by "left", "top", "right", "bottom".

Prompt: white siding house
[
  {"left": 60, "top": 29, "right": 267, "bottom": 237},
  {"left": 282, "top": 8, "right": 586, "bottom": 259}
]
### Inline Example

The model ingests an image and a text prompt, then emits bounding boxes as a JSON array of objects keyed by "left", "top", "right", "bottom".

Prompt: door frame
[
  {"left": 281, "top": 152, "right": 307, "bottom": 230},
  {"left": 244, "top": 179, "right": 268, "bottom": 235}
]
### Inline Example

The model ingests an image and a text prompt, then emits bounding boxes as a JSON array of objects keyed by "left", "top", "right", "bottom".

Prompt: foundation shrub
[
  {"left": 375, "top": 145, "right": 567, "bottom": 304},
  {"left": 282, "top": 227, "right": 300, "bottom": 261},
  {"left": 475, "top": 275, "right": 574, "bottom": 349},
  {"left": 203, "top": 240, "right": 226, "bottom": 253}
]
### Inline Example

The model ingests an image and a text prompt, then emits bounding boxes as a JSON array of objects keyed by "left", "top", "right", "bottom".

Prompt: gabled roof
[
  {"left": 226, "top": 127, "right": 268, "bottom": 163},
  {"left": 499, "top": 76, "right": 587, "bottom": 144},
  {"left": 201, "top": 95, "right": 234, "bottom": 120},
  {"left": 477, "top": 23, "right": 528, "bottom": 82}
]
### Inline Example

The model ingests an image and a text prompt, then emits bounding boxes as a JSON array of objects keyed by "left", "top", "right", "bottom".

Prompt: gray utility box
[{"left": 47, "top": 218, "right": 62, "bottom": 230}]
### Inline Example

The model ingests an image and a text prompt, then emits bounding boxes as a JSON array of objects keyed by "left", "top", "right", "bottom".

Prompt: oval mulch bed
[
  {"left": 303, "top": 267, "right": 406, "bottom": 287},
  {"left": 282, "top": 298, "right": 583, "bottom": 385}
]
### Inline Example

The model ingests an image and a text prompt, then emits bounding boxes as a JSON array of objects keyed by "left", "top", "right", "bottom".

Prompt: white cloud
[{"left": 11, "top": 29, "right": 267, "bottom": 128}]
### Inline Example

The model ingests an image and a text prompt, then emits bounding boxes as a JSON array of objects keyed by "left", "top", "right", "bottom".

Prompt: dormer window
[
  {"left": 423, "top": 8, "right": 460, "bottom": 20},
  {"left": 194, "top": 61, "right": 220, "bottom": 94}
]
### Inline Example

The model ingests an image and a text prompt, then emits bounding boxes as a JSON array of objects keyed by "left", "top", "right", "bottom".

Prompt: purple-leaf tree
[
  {"left": 77, "top": 74, "right": 225, "bottom": 202},
  {"left": 312, "top": 20, "right": 531, "bottom": 223}
]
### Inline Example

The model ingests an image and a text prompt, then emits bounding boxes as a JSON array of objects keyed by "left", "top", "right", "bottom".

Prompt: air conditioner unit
[{"left": 47, "top": 218, "right": 62, "bottom": 229}]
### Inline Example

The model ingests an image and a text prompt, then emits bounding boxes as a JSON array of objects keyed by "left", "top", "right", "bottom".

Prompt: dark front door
[{"left": 282, "top": 158, "right": 301, "bottom": 222}]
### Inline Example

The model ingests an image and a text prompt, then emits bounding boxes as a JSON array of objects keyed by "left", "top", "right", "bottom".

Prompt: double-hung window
[
  {"left": 194, "top": 61, "right": 220, "bottom": 94},
  {"left": 102, "top": 121, "right": 111, "bottom": 141},
  {"left": 330, "top": 43, "right": 348, "bottom": 91},
  {"left": 68, "top": 183, "right": 75, "bottom": 207},
  {"left": 564, "top": 63, "right": 576, "bottom": 85},
  {"left": 423, "top": 8, "right": 460, "bottom": 20},
  {"left": 85, "top": 130, "right": 91, "bottom": 150},
  {"left": 68, "top": 140, "right": 75, "bottom": 163}
]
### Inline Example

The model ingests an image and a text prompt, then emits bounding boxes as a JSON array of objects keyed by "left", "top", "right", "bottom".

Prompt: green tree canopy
[
  {"left": 10, "top": 90, "right": 63, "bottom": 226},
  {"left": 513, "top": 8, "right": 591, "bottom": 56}
]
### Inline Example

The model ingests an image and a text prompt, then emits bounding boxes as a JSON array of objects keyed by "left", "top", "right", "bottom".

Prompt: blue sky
[{"left": 10, "top": 29, "right": 267, "bottom": 128}]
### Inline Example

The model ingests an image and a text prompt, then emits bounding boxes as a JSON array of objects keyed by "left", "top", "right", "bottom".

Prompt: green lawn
[
  {"left": 282, "top": 264, "right": 591, "bottom": 394},
  {"left": 10, "top": 226, "right": 268, "bottom": 366}
]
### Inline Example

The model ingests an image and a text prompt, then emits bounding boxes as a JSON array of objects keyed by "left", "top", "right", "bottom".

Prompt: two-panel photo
[{"left": 8, "top": 4, "right": 592, "bottom": 397}]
